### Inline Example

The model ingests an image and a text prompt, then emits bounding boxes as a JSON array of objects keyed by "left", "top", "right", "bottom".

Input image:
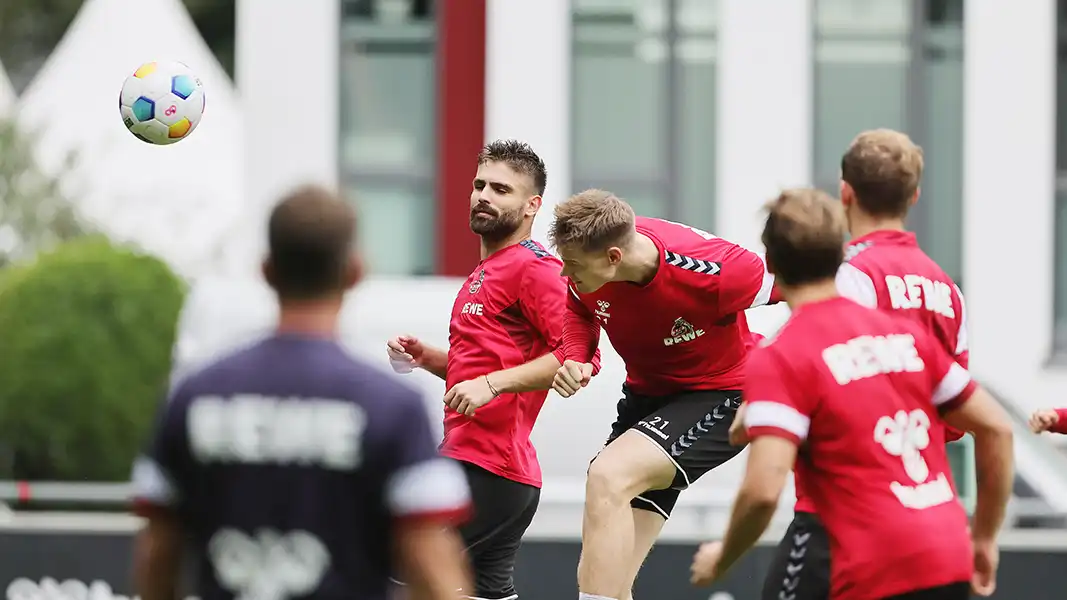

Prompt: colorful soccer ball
[{"left": 119, "top": 61, "right": 205, "bottom": 145}]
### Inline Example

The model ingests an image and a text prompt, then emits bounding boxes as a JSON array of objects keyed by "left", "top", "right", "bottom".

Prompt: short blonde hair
[
  {"left": 840, "top": 128, "right": 924, "bottom": 217},
  {"left": 549, "top": 189, "right": 636, "bottom": 251},
  {"left": 761, "top": 188, "right": 846, "bottom": 286}
]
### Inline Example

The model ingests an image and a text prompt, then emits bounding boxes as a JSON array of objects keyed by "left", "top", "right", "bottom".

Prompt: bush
[{"left": 0, "top": 237, "right": 186, "bottom": 480}]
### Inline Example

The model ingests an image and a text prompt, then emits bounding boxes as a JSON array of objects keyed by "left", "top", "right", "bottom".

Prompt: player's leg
[
  {"left": 578, "top": 391, "right": 674, "bottom": 599},
  {"left": 619, "top": 490, "right": 675, "bottom": 600},
  {"left": 760, "top": 511, "right": 830, "bottom": 600},
  {"left": 458, "top": 462, "right": 541, "bottom": 600}
]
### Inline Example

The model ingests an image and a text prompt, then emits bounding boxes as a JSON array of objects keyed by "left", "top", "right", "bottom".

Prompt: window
[
  {"left": 814, "top": 0, "right": 964, "bottom": 283},
  {"left": 339, "top": 0, "right": 436, "bottom": 275},
  {"left": 571, "top": 0, "right": 718, "bottom": 230},
  {"left": 1056, "top": 0, "right": 1067, "bottom": 355}
]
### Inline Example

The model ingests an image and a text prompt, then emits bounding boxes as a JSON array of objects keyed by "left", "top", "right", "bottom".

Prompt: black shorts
[
  {"left": 458, "top": 461, "right": 540, "bottom": 600},
  {"left": 762, "top": 511, "right": 831, "bottom": 600},
  {"left": 599, "top": 386, "right": 743, "bottom": 518}
]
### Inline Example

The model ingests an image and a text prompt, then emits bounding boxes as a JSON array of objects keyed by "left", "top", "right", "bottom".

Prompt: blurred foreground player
[
  {"left": 387, "top": 140, "right": 597, "bottom": 600},
  {"left": 130, "top": 185, "right": 472, "bottom": 600},
  {"left": 690, "top": 189, "right": 1014, "bottom": 600},
  {"left": 740, "top": 129, "right": 974, "bottom": 600},
  {"left": 549, "top": 190, "right": 777, "bottom": 600}
]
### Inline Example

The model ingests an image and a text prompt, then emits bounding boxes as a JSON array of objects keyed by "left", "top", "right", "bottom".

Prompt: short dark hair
[
  {"left": 267, "top": 185, "right": 356, "bottom": 300},
  {"left": 477, "top": 139, "right": 547, "bottom": 196},
  {"left": 761, "top": 188, "right": 847, "bottom": 287},
  {"left": 840, "top": 129, "right": 924, "bottom": 218}
]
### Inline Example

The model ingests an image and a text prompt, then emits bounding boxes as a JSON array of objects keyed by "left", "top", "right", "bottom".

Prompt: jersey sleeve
[
  {"left": 835, "top": 263, "right": 878, "bottom": 307},
  {"left": 130, "top": 389, "right": 192, "bottom": 516},
  {"left": 552, "top": 285, "right": 603, "bottom": 374},
  {"left": 1051, "top": 409, "right": 1067, "bottom": 434},
  {"left": 715, "top": 246, "right": 776, "bottom": 316},
  {"left": 915, "top": 327, "right": 977, "bottom": 414},
  {"left": 742, "top": 347, "right": 814, "bottom": 446},
  {"left": 385, "top": 393, "right": 472, "bottom": 524}
]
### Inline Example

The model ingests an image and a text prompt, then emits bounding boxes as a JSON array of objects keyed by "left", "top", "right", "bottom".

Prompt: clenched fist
[{"left": 552, "top": 360, "right": 593, "bottom": 398}]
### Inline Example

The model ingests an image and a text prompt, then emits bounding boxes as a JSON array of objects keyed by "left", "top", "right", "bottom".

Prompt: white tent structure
[{"left": 16, "top": 0, "right": 252, "bottom": 279}]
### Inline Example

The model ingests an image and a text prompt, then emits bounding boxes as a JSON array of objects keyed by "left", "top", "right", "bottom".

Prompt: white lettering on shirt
[
  {"left": 822, "top": 334, "right": 926, "bottom": 386},
  {"left": 885, "top": 274, "right": 955, "bottom": 319}
]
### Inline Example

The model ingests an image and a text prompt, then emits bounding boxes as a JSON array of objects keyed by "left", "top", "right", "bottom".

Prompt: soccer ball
[{"left": 119, "top": 61, "right": 205, "bottom": 145}]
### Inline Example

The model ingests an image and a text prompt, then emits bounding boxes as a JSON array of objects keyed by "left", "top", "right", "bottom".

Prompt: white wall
[
  {"left": 963, "top": 0, "right": 1067, "bottom": 408},
  {"left": 484, "top": 0, "right": 572, "bottom": 249}
]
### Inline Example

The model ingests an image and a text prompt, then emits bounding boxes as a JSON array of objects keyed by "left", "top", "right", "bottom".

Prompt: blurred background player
[
  {"left": 732, "top": 128, "right": 973, "bottom": 600},
  {"left": 548, "top": 190, "right": 777, "bottom": 600},
  {"left": 129, "top": 185, "right": 472, "bottom": 600},
  {"left": 387, "top": 139, "right": 597, "bottom": 600},
  {"left": 1029, "top": 407, "right": 1067, "bottom": 434},
  {"left": 691, "top": 188, "right": 1013, "bottom": 600}
]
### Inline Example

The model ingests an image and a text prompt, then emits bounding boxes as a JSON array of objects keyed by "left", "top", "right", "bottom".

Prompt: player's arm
[
  {"left": 713, "top": 245, "right": 778, "bottom": 316},
  {"left": 130, "top": 394, "right": 190, "bottom": 600},
  {"left": 1030, "top": 407, "right": 1067, "bottom": 434},
  {"left": 551, "top": 287, "right": 604, "bottom": 397},
  {"left": 491, "top": 264, "right": 603, "bottom": 393},
  {"left": 387, "top": 395, "right": 473, "bottom": 599},
  {"left": 925, "top": 338, "right": 1014, "bottom": 543}
]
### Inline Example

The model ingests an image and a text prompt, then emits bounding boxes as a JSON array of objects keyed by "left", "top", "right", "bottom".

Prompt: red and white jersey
[
  {"left": 836, "top": 230, "right": 969, "bottom": 368},
  {"left": 554, "top": 217, "right": 775, "bottom": 396},
  {"left": 744, "top": 297, "right": 976, "bottom": 600},
  {"left": 444, "top": 240, "right": 599, "bottom": 488},
  {"left": 793, "top": 230, "right": 971, "bottom": 513}
]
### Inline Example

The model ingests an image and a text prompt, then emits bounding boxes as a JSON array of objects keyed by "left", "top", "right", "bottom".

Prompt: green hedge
[{"left": 0, "top": 237, "right": 185, "bottom": 480}]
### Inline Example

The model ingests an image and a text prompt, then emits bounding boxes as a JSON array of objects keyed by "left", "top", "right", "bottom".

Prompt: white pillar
[
  {"left": 963, "top": 0, "right": 1064, "bottom": 394},
  {"left": 236, "top": 0, "right": 339, "bottom": 212},
  {"left": 485, "top": 0, "right": 572, "bottom": 248},
  {"left": 715, "top": 0, "right": 813, "bottom": 251}
]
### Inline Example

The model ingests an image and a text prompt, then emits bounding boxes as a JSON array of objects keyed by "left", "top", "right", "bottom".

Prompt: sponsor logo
[
  {"left": 662, "top": 317, "right": 704, "bottom": 346},
  {"left": 468, "top": 269, "right": 485, "bottom": 294}
]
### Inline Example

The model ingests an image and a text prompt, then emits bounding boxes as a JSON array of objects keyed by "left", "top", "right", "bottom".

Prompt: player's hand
[
  {"left": 689, "top": 541, "right": 725, "bottom": 586},
  {"left": 552, "top": 360, "right": 593, "bottom": 398},
  {"left": 728, "top": 403, "right": 750, "bottom": 447},
  {"left": 1028, "top": 408, "right": 1060, "bottom": 433},
  {"left": 386, "top": 335, "right": 426, "bottom": 373},
  {"left": 970, "top": 538, "right": 999, "bottom": 596},
  {"left": 444, "top": 377, "right": 498, "bottom": 417}
]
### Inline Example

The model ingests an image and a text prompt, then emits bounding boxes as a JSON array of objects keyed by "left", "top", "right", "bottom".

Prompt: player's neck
[
  {"left": 276, "top": 300, "right": 342, "bottom": 339},
  {"left": 849, "top": 213, "right": 908, "bottom": 241},
  {"left": 616, "top": 233, "right": 660, "bottom": 284},
  {"left": 480, "top": 228, "right": 532, "bottom": 259},
  {"left": 781, "top": 279, "right": 839, "bottom": 310}
]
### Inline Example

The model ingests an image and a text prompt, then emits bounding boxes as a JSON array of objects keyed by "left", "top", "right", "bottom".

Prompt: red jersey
[
  {"left": 789, "top": 230, "right": 973, "bottom": 514},
  {"left": 744, "top": 297, "right": 977, "bottom": 599},
  {"left": 443, "top": 240, "right": 591, "bottom": 488},
  {"left": 554, "top": 218, "right": 775, "bottom": 396}
]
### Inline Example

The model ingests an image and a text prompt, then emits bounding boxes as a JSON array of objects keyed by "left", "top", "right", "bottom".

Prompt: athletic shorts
[
  {"left": 762, "top": 511, "right": 831, "bottom": 600},
  {"left": 598, "top": 385, "right": 743, "bottom": 518},
  {"left": 458, "top": 461, "right": 540, "bottom": 600}
]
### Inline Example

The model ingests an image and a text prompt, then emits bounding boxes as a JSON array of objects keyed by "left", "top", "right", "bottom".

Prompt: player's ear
[
  {"left": 910, "top": 187, "right": 920, "bottom": 207},
  {"left": 839, "top": 180, "right": 853, "bottom": 206},
  {"left": 344, "top": 252, "right": 364, "bottom": 289},
  {"left": 261, "top": 257, "right": 277, "bottom": 290},
  {"left": 526, "top": 194, "right": 542, "bottom": 217},
  {"left": 606, "top": 246, "right": 623, "bottom": 265}
]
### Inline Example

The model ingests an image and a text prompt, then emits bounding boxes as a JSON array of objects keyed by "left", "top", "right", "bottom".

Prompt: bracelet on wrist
[{"left": 485, "top": 375, "right": 501, "bottom": 397}]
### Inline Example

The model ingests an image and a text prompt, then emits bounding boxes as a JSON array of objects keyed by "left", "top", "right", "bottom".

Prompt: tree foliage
[
  {"left": 0, "top": 118, "right": 87, "bottom": 267},
  {"left": 0, "top": 237, "right": 186, "bottom": 480}
]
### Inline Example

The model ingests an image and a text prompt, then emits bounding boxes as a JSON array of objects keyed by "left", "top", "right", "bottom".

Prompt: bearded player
[
  {"left": 691, "top": 188, "right": 1013, "bottom": 599},
  {"left": 387, "top": 139, "right": 599, "bottom": 600},
  {"left": 728, "top": 129, "right": 974, "bottom": 600},
  {"left": 549, "top": 190, "right": 777, "bottom": 600}
]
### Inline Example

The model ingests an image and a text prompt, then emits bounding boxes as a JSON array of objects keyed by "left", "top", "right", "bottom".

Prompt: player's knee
[{"left": 586, "top": 454, "right": 646, "bottom": 504}]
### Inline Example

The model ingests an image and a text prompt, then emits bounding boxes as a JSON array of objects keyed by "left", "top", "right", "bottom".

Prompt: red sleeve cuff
[
  {"left": 130, "top": 497, "right": 176, "bottom": 518},
  {"left": 394, "top": 504, "right": 472, "bottom": 527},
  {"left": 552, "top": 347, "right": 568, "bottom": 365},
  {"left": 1051, "top": 409, "right": 1067, "bottom": 434},
  {"left": 746, "top": 426, "right": 802, "bottom": 447},
  {"left": 938, "top": 379, "right": 978, "bottom": 415},
  {"left": 589, "top": 349, "right": 602, "bottom": 376}
]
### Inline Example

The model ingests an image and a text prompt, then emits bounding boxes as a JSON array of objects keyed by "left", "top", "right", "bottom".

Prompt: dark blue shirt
[{"left": 131, "top": 335, "right": 470, "bottom": 600}]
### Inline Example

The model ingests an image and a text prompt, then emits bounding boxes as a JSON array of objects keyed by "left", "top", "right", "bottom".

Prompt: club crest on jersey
[
  {"left": 663, "top": 317, "right": 705, "bottom": 346},
  {"left": 468, "top": 269, "right": 485, "bottom": 294},
  {"left": 595, "top": 300, "right": 611, "bottom": 324}
]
